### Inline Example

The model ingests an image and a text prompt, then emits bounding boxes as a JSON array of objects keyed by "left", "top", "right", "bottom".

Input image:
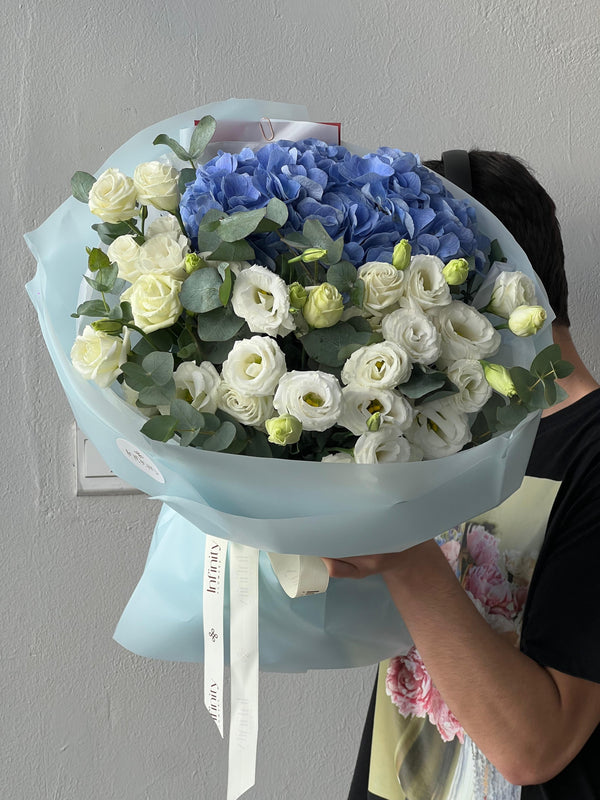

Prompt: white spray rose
[
  {"left": 216, "top": 381, "right": 273, "bottom": 427},
  {"left": 357, "top": 261, "right": 406, "bottom": 316},
  {"left": 121, "top": 272, "right": 183, "bottom": 333},
  {"left": 232, "top": 264, "right": 295, "bottom": 337},
  {"left": 353, "top": 430, "right": 413, "bottom": 464},
  {"left": 488, "top": 271, "right": 537, "bottom": 318},
  {"left": 146, "top": 214, "right": 184, "bottom": 240},
  {"left": 273, "top": 370, "right": 342, "bottom": 431},
  {"left": 406, "top": 400, "right": 471, "bottom": 459},
  {"left": 107, "top": 235, "right": 141, "bottom": 283},
  {"left": 404, "top": 254, "right": 452, "bottom": 311},
  {"left": 339, "top": 386, "right": 413, "bottom": 435},
  {"left": 71, "top": 325, "right": 130, "bottom": 388},
  {"left": 133, "top": 161, "right": 180, "bottom": 212},
  {"left": 432, "top": 301, "right": 501, "bottom": 367},
  {"left": 173, "top": 361, "right": 220, "bottom": 413},
  {"left": 138, "top": 232, "right": 189, "bottom": 280},
  {"left": 381, "top": 305, "right": 441, "bottom": 364},
  {"left": 341, "top": 341, "right": 412, "bottom": 389},
  {"left": 88, "top": 168, "right": 137, "bottom": 223},
  {"left": 445, "top": 359, "right": 492, "bottom": 412},
  {"left": 221, "top": 336, "right": 286, "bottom": 397}
]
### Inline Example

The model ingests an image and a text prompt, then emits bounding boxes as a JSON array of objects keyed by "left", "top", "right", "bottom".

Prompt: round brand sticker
[{"left": 116, "top": 438, "right": 165, "bottom": 484}]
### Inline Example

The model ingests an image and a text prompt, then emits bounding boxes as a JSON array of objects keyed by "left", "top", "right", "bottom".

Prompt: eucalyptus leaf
[
  {"left": 543, "top": 377, "right": 557, "bottom": 407},
  {"left": 200, "top": 420, "right": 237, "bottom": 452},
  {"left": 530, "top": 344, "right": 561, "bottom": 378},
  {"left": 401, "top": 367, "right": 447, "bottom": 399},
  {"left": 153, "top": 133, "right": 191, "bottom": 162},
  {"left": 196, "top": 305, "right": 245, "bottom": 342},
  {"left": 72, "top": 299, "right": 109, "bottom": 318},
  {"left": 255, "top": 197, "right": 289, "bottom": 232},
  {"left": 324, "top": 236, "right": 344, "bottom": 265},
  {"left": 326, "top": 261, "right": 357, "bottom": 292},
  {"left": 71, "top": 171, "right": 96, "bottom": 203},
  {"left": 510, "top": 366, "right": 538, "bottom": 403},
  {"left": 302, "top": 322, "right": 373, "bottom": 368},
  {"left": 497, "top": 402, "right": 528, "bottom": 430},
  {"left": 87, "top": 247, "right": 111, "bottom": 272},
  {"left": 142, "top": 351, "right": 175, "bottom": 385},
  {"left": 219, "top": 266, "right": 233, "bottom": 306},
  {"left": 303, "top": 218, "right": 333, "bottom": 249},
  {"left": 217, "top": 208, "right": 267, "bottom": 242},
  {"left": 141, "top": 415, "right": 178, "bottom": 442},
  {"left": 209, "top": 239, "right": 255, "bottom": 262},
  {"left": 120, "top": 301, "right": 133, "bottom": 323},
  {"left": 189, "top": 115, "right": 217, "bottom": 161},
  {"left": 178, "top": 167, "right": 197, "bottom": 194},
  {"left": 245, "top": 431, "right": 273, "bottom": 458},
  {"left": 552, "top": 359, "right": 574, "bottom": 380},
  {"left": 180, "top": 267, "right": 223, "bottom": 313},
  {"left": 120, "top": 361, "right": 154, "bottom": 391},
  {"left": 198, "top": 208, "right": 228, "bottom": 231},
  {"left": 350, "top": 279, "right": 365, "bottom": 309},
  {"left": 138, "top": 379, "right": 176, "bottom": 407},
  {"left": 91, "top": 220, "right": 141, "bottom": 246},
  {"left": 346, "top": 314, "right": 373, "bottom": 333}
]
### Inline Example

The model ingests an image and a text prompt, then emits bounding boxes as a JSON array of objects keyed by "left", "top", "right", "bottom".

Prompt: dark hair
[{"left": 423, "top": 150, "right": 570, "bottom": 326}]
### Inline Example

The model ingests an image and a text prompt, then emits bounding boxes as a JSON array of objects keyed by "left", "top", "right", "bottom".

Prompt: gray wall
[{"left": 5, "top": 1, "right": 600, "bottom": 798}]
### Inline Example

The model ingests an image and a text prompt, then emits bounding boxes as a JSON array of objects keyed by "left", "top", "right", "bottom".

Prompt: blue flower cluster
[{"left": 180, "top": 139, "right": 489, "bottom": 269}]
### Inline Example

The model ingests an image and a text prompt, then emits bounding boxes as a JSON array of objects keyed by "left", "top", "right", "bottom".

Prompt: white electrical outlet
[{"left": 75, "top": 425, "right": 140, "bottom": 496}]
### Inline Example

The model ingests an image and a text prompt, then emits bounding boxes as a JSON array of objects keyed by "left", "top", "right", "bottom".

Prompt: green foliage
[
  {"left": 208, "top": 239, "right": 255, "bottom": 262},
  {"left": 180, "top": 267, "right": 223, "bottom": 313},
  {"left": 71, "top": 171, "right": 96, "bottom": 203},
  {"left": 189, "top": 115, "right": 217, "bottom": 161},
  {"left": 92, "top": 220, "right": 141, "bottom": 245},
  {"left": 178, "top": 167, "right": 197, "bottom": 194},
  {"left": 302, "top": 322, "right": 373, "bottom": 368},
  {"left": 152, "top": 133, "right": 192, "bottom": 162},
  {"left": 196, "top": 305, "right": 245, "bottom": 342},
  {"left": 141, "top": 415, "right": 178, "bottom": 442},
  {"left": 71, "top": 299, "right": 109, "bottom": 319},
  {"left": 219, "top": 265, "right": 233, "bottom": 306}
]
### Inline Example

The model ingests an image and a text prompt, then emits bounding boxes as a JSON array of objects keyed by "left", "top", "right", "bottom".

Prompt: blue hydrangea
[{"left": 180, "top": 140, "right": 489, "bottom": 270}]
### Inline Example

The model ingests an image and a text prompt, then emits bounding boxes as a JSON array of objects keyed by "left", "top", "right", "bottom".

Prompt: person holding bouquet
[{"left": 329, "top": 150, "right": 600, "bottom": 800}]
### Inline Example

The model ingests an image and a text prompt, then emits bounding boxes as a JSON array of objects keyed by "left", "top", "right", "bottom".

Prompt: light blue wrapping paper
[{"left": 26, "top": 99, "right": 553, "bottom": 670}]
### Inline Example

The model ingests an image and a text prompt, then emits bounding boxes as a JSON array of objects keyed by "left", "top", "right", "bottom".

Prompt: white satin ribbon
[
  {"left": 267, "top": 553, "right": 330, "bottom": 598},
  {"left": 203, "top": 535, "right": 228, "bottom": 736}
]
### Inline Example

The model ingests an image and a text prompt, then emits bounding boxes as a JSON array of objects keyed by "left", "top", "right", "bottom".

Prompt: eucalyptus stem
[
  {"left": 125, "top": 323, "right": 158, "bottom": 347},
  {"left": 173, "top": 208, "right": 188, "bottom": 238}
]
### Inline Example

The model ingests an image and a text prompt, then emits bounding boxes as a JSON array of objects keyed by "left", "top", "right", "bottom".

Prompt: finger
[{"left": 320, "top": 557, "right": 363, "bottom": 579}]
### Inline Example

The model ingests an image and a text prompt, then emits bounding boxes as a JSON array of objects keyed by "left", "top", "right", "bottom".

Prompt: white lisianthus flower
[
  {"left": 273, "top": 370, "right": 342, "bottom": 431},
  {"left": 133, "top": 161, "right": 180, "bottom": 212},
  {"left": 404, "top": 254, "right": 452, "bottom": 311},
  {"left": 321, "top": 451, "right": 355, "bottom": 463},
  {"left": 88, "top": 168, "right": 137, "bottom": 223},
  {"left": 507, "top": 305, "right": 547, "bottom": 337},
  {"left": 357, "top": 261, "right": 406, "bottom": 316},
  {"left": 107, "top": 235, "right": 141, "bottom": 283},
  {"left": 71, "top": 325, "right": 130, "bottom": 388},
  {"left": 341, "top": 342, "right": 412, "bottom": 389},
  {"left": 445, "top": 359, "right": 493, "bottom": 412},
  {"left": 405, "top": 400, "right": 471, "bottom": 459},
  {"left": 381, "top": 305, "right": 441, "bottom": 364},
  {"left": 146, "top": 214, "right": 184, "bottom": 240},
  {"left": 221, "top": 336, "right": 286, "bottom": 397},
  {"left": 339, "top": 386, "right": 413, "bottom": 435},
  {"left": 137, "top": 232, "right": 189, "bottom": 280},
  {"left": 173, "top": 361, "right": 220, "bottom": 413},
  {"left": 265, "top": 414, "right": 303, "bottom": 446},
  {"left": 121, "top": 272, "right": 183, "bottom": 333},
  {"left": 487, "top": 271, "right": 537, "bottom": 318},
  {"left": 216, "top": 381, "right": 273, "bottom": 427},
  {"left": 432, "top": 301, "right": 501, "bottom": 367},
  {"left": 354, "top": 430, "right": 412, "bottom": 464},
  {"left": 232, "top": 264, "right": 295, "bottom": 337}
]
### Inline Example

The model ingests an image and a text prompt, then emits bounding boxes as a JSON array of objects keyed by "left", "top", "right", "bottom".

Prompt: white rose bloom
[
  {"left": 273, "top": 370, "right": 342, "bottom": 431},
  {"left": 216, "top": 381, "right": 273, "bottom": 427},
  {"left": 445, "top": 359, "right": 493, "bottom": 413},
  {"left": 146, "top": 215, "right": 184, "bottom": 240},
  {"left": 354, "top": 430, "right": 412, "bottom": 464},
  {"left": 404, "top": 254, "right": 452, "bottom": 311},
  {"left": 88, "top": 168, "right": 138, "bottom": 223},
  {"left": 341, "top": 341, "right": 412, "bottom": 389},
  {"left": 381, "top": 305, "right": 441, "bottom": 364},
  {"left": 133, "top": 161, "right": 180, "bottom": 212},
  {"left": 107, "top": 235, "right": 141, "bottom": 283},
  {"left": 339, "top": 386, "right": 413, "bottom": 435},
  {"left": 121, "top": 272, "right": 183, "bottom": 333},
  {"left": 221, "top": 336, "right": 286, "bottom": 397},
  {"left": 432, "top": 301, "right": 501, "bottom": 368},
  {"left": 321, "top": 452, "right": 355, "bottom": 463},
  {"left": 405, "top": 400, "right": 471, "bottom": 459},
  {"left": 357, "top": 261, "right": 406, "bottom": 316},
  {"left": 138, "top": 232, "right": 189, "bottom": 280},
  {"left": 232, "top": 264, "right": 295, "bottom": 337},
  {"left": 71, "top": 325, "right": 130, "bottom": 388},
  {"left": 488, "top": 271, "right": 537, "bottom": 318},
  {"left": 173, "top": 361, "right": 220, "bottom": 413}
]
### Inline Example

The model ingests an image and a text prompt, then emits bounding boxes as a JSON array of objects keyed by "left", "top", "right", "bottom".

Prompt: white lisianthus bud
[
  {"left": 381, "top": 305, "right": 441, "bottom": 365},
  {"left": 405, "top": 400, "right": 471, "bottom": 459},
  {"left": 173, "top": 361, "right": 220, "bottom": 413},
  {"left": 70, "top": 325, "right": 130, "bottom": 388},
  {"left": 145, "top": 214, "right": 184, "bottom": 239},
  {"left": 107, "top": 235, "right": 141, "bottom": 283},
  {"left": 507, "top": 305, "right": 547, "bottom": 337},
  {"left": 404, "top": 254, "right": 452, "bottom": 311},
  {"left": 392, "top": 240, "right": 412, "bottom": 271},
  {"left": 339, "top": 386, "right": 413, "bottom": 435},
  {"left": 133, "top": 161, "right": 180, "bottom": 212},
  {"left": 445, "top": 359, "right": 493, "bottom": 412},
  {"left": 481, "top": 361, "right": 518, "bottom": 398},
  {"left": 357, "top": 261, "right": 406, "bottom": 316},
  {"left": 341, "top": 341, "right": 412, "bottom": 389},
  {"left": 321, "top": 451, "right": 355, "bottom": 463},
  {"left": 289, "top": 282, "right": 308, "bottom": 310},
  {"left": 89, "top": 168, "right": 137, "bottom": 223},
  {"left": 265, "top": 414, "right": 303, "bottom": 446},
  {"left": 221, "top": 336, "right": 286, "bottom": 397},
  {"left": 353, "top": 430, "right": 412, "bottom": 464},
  {"left": 231, "top": 264, "right": 295, "bottom": 337},
  {"left": 216, "top": 381, "right": 273, "bottom": 427},
  {"left": 488, "top": 271, "right": 537, "bottom": 318},
  {"left": 442, "top": 258, "right": 469, "bottom": 286},
  {"left": 274, "top": 370, "right": 342, "bottom": 431},
  {"left": 121, "top": 272, "right": 183, "bottom": 333},
  {"left": 138, "top": 232, "right": 189, "bottom": 280},
  {"left": 432, "top": 301, "right": 501, "bottom": 368},
  {"left": 303, "top": 283, "right": 344, "bottom": 328}
]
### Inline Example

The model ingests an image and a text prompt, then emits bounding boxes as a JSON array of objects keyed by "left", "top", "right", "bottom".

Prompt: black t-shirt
[{"left": 349, "top": 389, "right": 600, "bottom": 800}]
